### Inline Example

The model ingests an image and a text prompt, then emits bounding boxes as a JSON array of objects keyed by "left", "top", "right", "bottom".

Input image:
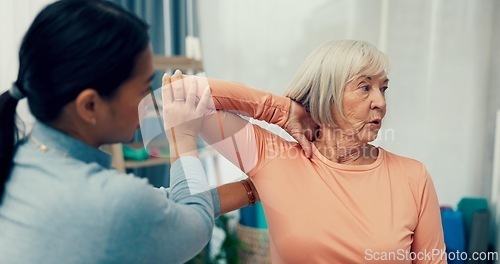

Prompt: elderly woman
[{"left": 168, "top": 39, "right": 446, "bottom": 263}]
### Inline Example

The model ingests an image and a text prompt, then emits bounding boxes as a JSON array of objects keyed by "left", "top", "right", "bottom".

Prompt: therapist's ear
[{"left": 74, "top": 89, "right": 101, "bottom": 125}]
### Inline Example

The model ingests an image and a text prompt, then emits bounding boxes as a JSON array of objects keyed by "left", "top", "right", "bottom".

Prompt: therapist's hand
[
  {"left": 162, "top": 70, "right": 211, "bottom": 157},
  {"left": 283, "top": 100, "right": 319, "bottom": 159}
]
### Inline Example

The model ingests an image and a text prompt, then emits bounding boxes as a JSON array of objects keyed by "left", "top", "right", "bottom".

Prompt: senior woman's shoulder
[
  {"left": 379, "top": 148, "right": 435, "bottom": 204},
  {"left": 380, "top": 148, "right": 430, "bottom": 177}
]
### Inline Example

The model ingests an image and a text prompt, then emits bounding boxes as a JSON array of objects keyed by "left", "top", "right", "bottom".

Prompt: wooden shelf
[
  {"left": 124, "top": 157, "right": 171, "bottom": 168},
  {"left": 104, "top": 141, "right": 218, "bottom": 172},
  {"left": 153, "top": 56, "right": 203, "bottom": 72},
  {"left": 122, "top": 147, "right": 217, "bottom": 169}
]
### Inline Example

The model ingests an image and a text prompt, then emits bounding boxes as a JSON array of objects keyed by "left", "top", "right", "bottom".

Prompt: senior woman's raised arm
[
  {"left": 165, "top": 72, "right": 312, "bottom": 212},
  {"left": 206, "top": 78, "right": 290, "bottom": 125},
  {"left": 206, "top": 78, "right": 318, "bottom": 155},
  {"left": 175, "top": 73, "right": 317, "bottom": 157},
  {"left": 168, "top": 72, "right": 288, "bottom": 173}
]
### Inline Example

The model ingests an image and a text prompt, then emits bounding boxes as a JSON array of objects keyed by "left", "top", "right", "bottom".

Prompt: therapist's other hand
[
  {"left": 284, "top": 100, "right": 319, "bottom": 159},
  {"left": 162, "top": 70, "right": 211, "bottom": 143}
]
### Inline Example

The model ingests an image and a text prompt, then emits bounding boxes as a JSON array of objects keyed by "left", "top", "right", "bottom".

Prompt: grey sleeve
[
  {"left": 168, "top": 157, "right": 220, "bottom": 218},
  {"left": 153, "top": 156, "right": 219, "bottom": 263},
  {"left": 107, "top": 157, "right": 220, "bottom": 264}
]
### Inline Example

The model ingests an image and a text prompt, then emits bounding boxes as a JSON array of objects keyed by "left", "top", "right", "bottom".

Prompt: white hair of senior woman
[{"left": 284, "top": 40, "right": 390, "bottom": 126}]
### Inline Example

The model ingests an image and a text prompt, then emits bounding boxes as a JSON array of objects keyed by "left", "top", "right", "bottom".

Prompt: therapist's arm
[{"left": 108, "top": 156, "right": 216, "bottom": 264}]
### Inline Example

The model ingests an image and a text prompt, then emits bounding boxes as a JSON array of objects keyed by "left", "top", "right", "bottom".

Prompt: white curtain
[
  {"left": 0, "top": 0, "right": 53, "bottom": 130},
  {"left": 198, "top": 0, "right": 500, "bottom": 208}
]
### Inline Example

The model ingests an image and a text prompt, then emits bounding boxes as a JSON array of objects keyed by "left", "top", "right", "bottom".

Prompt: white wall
[
  {"left": 0, "top": 0, "right": 53, "bottom": 129},
  {"left": 492, "top": 111, "right": 500, "bottom": 251},
  {"left": 488, "top": 5, "right": 500, "bottom": 251},
  {"left": 198, "top": 0, "right": 500, "bottom": 207}
]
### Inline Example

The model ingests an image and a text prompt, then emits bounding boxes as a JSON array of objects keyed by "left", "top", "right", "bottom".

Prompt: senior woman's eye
[
  {"left": 381, "top": 86, "right": 388, "bottom": 93},
  {"left": 359, "top": 85, "right": 370, "bottom": 92}
]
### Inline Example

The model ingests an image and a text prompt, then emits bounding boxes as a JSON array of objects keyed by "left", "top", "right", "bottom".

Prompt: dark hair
[{"left": 0, "top": 0, "right": 149, "bottom": 203}]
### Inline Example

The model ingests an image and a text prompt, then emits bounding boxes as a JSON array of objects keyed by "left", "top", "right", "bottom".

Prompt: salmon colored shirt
[{"left": 202, "top": 78, "right": 446, "bottom": 264}]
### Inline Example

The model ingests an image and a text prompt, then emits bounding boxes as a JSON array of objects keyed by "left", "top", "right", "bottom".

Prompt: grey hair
[{"left": 284, "top": 40, "right": 389, "bottom": 125}]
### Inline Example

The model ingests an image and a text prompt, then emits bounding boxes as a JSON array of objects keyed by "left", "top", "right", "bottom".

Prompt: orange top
[{"left": 203, "top": 78, "right": 446, "bottom": 264}]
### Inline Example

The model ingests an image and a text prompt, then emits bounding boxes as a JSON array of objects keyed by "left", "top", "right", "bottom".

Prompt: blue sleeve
[
  {"left": 105, "top": 156, "right": 220, "bottom": 264},
  {"left": 167, "top": 157, "right": 220, "bottom": 218},
  {"left": 159, "top": 157, "right": 220, "bottom": 218}
]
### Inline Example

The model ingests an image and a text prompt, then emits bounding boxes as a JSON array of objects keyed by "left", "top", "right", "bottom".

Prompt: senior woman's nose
[{"left": 370, "top": 89, "right": 386, "bottom": 110}]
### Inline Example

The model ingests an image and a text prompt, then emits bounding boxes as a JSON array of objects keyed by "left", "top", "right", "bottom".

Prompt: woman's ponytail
[{"left": 0, "top": 83, "right": 24, "bottom": 203}]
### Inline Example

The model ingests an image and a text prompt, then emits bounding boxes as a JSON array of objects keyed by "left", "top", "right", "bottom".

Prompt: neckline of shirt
[{"left": 311, "top": 143, "right": 384, "bottom": 171}]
